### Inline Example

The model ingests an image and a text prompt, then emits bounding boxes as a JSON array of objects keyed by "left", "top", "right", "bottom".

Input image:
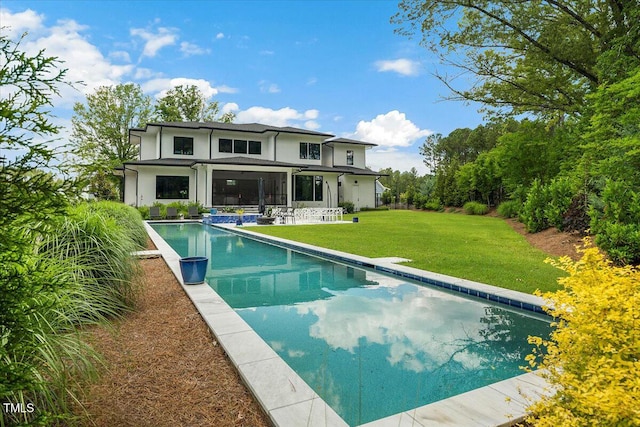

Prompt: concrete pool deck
[{"left": 145, "top": 221, "right": 554, "bottom": 426}]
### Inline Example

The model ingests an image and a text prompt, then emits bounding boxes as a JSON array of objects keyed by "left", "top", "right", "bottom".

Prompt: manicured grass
[{"left": 246, "top": 210, "right": 564, "bottom": 294}]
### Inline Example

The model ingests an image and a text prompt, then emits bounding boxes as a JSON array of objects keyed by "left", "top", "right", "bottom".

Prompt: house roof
[
  {"left": 323, "top": 137, "right": 377, "bottom": 147},
  {"left": 122, "top": 157, "right": 299, "bottom": 168},
  {"left": 298, "top": 165, "right": 386, "bottom": 176},
  {"left": 130, "top": 121, "right": 334, "bottom": 138}
]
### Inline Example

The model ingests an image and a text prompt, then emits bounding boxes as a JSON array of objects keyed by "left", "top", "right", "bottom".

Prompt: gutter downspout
[
  {"left": 123, "top": 165, "right": 139, "bottom": 207},
  {"left": 159, "top": 126, "right": 163, "bottom": 158},
  {"left": 209, "top": 129, "right": 213, "bottom": 159},
  {"left": 273, "top": 131, "right": 280, "bottom": 161}
]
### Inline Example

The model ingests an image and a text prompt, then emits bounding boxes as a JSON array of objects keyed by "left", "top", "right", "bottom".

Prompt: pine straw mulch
[{"left": 78, "top": 255, "right": 272, "bottom": 427}]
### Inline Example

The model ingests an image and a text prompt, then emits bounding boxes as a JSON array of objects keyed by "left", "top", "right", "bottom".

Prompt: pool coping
[{"left": 144, "top": 221, "right": 554, "bottom": 426}]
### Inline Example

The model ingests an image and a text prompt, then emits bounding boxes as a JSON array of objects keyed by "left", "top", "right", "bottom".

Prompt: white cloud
[
  {"left": 221, "top": 102, "right": 239, "bottom": 114},
  {"left": 375, "top": 58, "right": 420, "bottom": 76},
  {"left": 216, "top": 85, "right": 239, "bottom": 94},
  {"left": 215, "top": 32, "right": 225, "bottom": 39},
  {"left": 259, "top": 80, "right": 280, "bottom": 94},
  {"left": 0, "top": 8, "right": 44, "bottom": 37},
  {"left": 141, "top": 77, "right": 223, "bottom": 98},
  {"left": 351, "top": 110, "right": 432, "bottom": 148},
  {"left": 235, "top": 106, "right": 322, "bottom": 130},
  {"left": 130, "top": 26, "right": 178, "bottom": 58},
  {"left": 109, "top": 50, "right": 131, "bottom": 62},
  {"left": 180, "top": 41, "right": 210, "bottom": 56},
  {"left": 304, "top": 120, "right": 320, "bottom": 130},
  {"left": 259, "top": 50, "right": 275, "bottom": 55},
  {"left": 17, "top": 17, "right": 134, "bottom": 103}
]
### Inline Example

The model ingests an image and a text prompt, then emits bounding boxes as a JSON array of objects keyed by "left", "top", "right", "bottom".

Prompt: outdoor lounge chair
[
  {"left": 166, "top": 207, "right": 178, "bottom": 220},
  {"left": 188, "top": 206, "right": 201, "bottom": 219},
  {"left": 149, "top": 206, "right": 162, "bottom": 220}
]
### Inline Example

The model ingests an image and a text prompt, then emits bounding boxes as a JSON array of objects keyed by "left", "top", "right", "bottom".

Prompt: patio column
[{"left": 286, "top": 171, "right": 293, "bottom": 207}]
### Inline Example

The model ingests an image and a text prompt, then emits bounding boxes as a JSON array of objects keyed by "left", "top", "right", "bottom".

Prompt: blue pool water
[{"left": 152, "top": 223, "right": 551, "bottom": 426}]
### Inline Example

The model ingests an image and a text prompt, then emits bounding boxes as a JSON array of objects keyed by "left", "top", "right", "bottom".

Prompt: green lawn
[{"left": 246, "top": 210, "right": 564, "bottom": 294}]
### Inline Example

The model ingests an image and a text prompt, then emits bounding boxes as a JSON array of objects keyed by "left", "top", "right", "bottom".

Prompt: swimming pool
[{"left": 151, "top": 223, "right": 551, "bottom": 426}]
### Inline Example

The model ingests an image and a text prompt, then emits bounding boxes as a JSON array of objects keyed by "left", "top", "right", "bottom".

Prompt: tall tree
[
  {"left": 70, "top": 83, "right": 153, "bottom": 199},
  {"left": 393, "top": 1, "right": 640, "bottom": 118},
  {"left": 154, "top": 84, "right": 235, "bottom": 123}
]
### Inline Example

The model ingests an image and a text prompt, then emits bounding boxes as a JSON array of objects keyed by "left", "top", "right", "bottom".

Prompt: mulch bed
[{"left": 79, "top": 255, "right": 271, "bottom": 427}]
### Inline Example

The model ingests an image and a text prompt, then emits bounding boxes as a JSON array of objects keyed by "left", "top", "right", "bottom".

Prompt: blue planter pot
[{"left": 179, "top": 256, "right": 209, "bottom": 285}]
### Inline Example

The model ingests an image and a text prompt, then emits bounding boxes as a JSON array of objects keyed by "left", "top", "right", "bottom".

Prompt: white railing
[
  {"left": 294, "top": 208, "right": 344, "bottom": 223},
  {"left": 269, "top": 207, "right": 344, "bottom": 224}
]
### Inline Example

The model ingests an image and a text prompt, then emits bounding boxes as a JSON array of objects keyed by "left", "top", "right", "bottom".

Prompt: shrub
[
  {"left": 423, "top": 200, "right": 443, "bottom": 211},
  {"left": 137, "top": 205, "right": 150, "bottom": 220},
  {"left": 526, "top": 244, "right": 640, "bottom": 426},
  {"left": 589, "top": 180, "right": 640, "bottom": 265},
  {"left": 562, "top": 193, "right": 591, "bottom": 234},
  {"left": 463, "top": 201, "right": 489, "bottom": 215},
  {"left": 521, "top": 179, "right": 551, "bottom": 232},
  {"left": 497, "top": 200, "right": 521, "bottom": 218},
  {"left": 544, "top": 177, "right": 574, "bottom": 231},
  {"left": 339, "top": 201, "right": 355, "bottom": 214}
]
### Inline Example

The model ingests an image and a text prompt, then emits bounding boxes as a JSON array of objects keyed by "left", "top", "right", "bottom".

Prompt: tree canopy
[
  {"left": 154, "top": 84, "right": 235, "bottom": 123},
  {"left": 393, "top": 0, "right": 640, "bottom": 118},
  {"left": 70, "top": 83, "right": 153, "bottom": 199}
]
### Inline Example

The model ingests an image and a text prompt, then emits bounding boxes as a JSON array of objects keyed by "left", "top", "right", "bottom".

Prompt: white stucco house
[{"left": 118, "top": 121, "right": 383, "bottom": 211}]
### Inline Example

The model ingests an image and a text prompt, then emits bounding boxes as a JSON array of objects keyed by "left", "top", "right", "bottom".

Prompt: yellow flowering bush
[{"left": 526, "top": 242, "right": 640, "bottom": 426}]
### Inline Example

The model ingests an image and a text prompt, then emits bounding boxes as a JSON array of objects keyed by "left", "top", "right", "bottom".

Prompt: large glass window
[
  {"left": 156, "top": 176, "right": 189, "bottom": 199},
  {"left": 174, "top": 137, "right": 193, "bottom": 155},
  {"left": 294, "top": 175, "right": 323, "bottom": 201},
  {"left": 299, "top": 142, "right": 320, "bottom": 160},
  {"left": 219, "top": 138, "right": 232, "bottom": 153},
  {"left": 346, "top": 150, "right": 354, "bottom": 165}
]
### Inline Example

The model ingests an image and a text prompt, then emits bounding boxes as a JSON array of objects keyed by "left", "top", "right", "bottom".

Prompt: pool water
[{"left": 152, "top": 223, "right": 551, "bottom": 426}]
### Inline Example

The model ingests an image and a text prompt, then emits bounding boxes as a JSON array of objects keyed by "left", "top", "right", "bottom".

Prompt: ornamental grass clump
[
  {"left": 525, "top": 242, "right": 640, "bottom": 426},
  {"left": 44, "top": 203, "right": 143, "bottom": 313}
]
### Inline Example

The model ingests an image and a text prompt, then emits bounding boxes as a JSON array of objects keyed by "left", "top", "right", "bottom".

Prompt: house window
[
  {"left": 219, "top": 139, "right": 261, "bottom": 154},
  {"left": 294, "top": 175, "right": 323, "bottom": 201},
  {"left": 174, "top": 137, "right": 193, "bottom": 155},
  {"left": 156, "top": 176, "right": 189, "bottom": 199},
  {"left": 234, "top": 139, "right": 247, "bottom": 153},
  {"left": 249, "top": 140, "right": 261, "bottom": 155},
  {"left": 219, "top": 138, "right": 232, "bottom": 153},
  {"left": 346, "top": 150, "right": 354, "bottom": 165},
  {"left": 299, "top": 142, "right": 320, "bottom": 160}
]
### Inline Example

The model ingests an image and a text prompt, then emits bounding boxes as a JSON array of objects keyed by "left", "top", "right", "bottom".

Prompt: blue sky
[{"left": 2, "top": 1, "right": 484, "bottom": 174}]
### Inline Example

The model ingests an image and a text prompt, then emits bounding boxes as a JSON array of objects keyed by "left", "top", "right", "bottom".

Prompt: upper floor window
[
  {"left": 219, "top": 138, "right": 232, "bottom": 153},
  {"left": 174, "top": 137, "right": 193, "bottom": 155},
  {"left": 249, "top": 140, "right": 262, "bottom": 155},
  {"left": 219, "top": 138, "right": 261, "bottom": 155},
  {"left": 346, "top": 150, "right": 354, "bottom": 165},
  {"left": 300, "top": 142, "right": 320, "bottom": 160},
  {"left": 234, "top": 139, "right": 247, "bottom": 153}
]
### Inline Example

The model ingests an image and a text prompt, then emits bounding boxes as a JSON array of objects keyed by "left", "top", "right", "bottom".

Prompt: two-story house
[{"left": 119, "top": 121, "right": 382, "bottom": 211}]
